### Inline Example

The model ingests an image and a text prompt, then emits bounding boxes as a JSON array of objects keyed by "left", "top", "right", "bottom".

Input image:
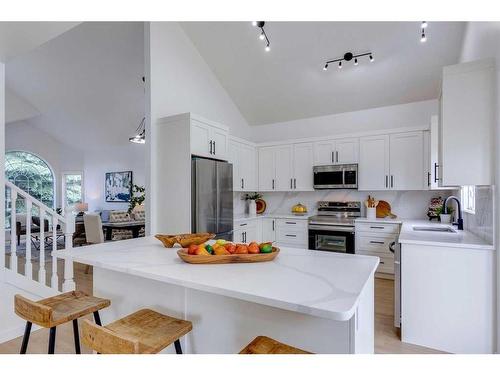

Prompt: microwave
[{"left": 313, "top": 164, "right": 358, "bottom": 189}]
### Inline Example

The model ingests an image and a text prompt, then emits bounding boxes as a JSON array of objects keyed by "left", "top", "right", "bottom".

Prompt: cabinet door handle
[
  {"left": 336, "top": 151, "right": 339, "bottom": 163},
  {"left": 434, "top": 163, "right": 439, "bottom": 183},
  {"left": 294, "top": 178, "right": 296, "bottom": 189},
  {"left": 370, "top": 240, "right": 385, "bottom": 244},
  {"left": 380, "top": 261, "right": 385, "bottom": 265},
  {"left": 391, "top": 175, "right": 394, "bottom": 188},
  {"left": 370, "top": 226, "right": 384, "bottom": 229},
  {"left": 272, "top": 179, "right": 275, "bottom": 190},
  {"left": 272, "top": 220, "right": 275, "bottom": 231},
  {"left": 332, "top": 151, "right": 334, "bottom": 163},
  {"left": 285, "top": 221, "right": 296, "bottom": 225},
  {"left": 240, "top": 223, "right": 247, "bottom": 227},
  {"left": 290, "top": 178, "right": 293, "bottom": 189},
  {"left": 213, "top": 141, "right": 216, "bottom": 154},
  {"left": 385, "top": 175, "right": 388, "bottom": 188},
  {"left": 427, "top": 172, "right": 431, "bottom": 187},
  {"left": 285, "top": 234, "right": 297, "bottom": 237},
  {"left": 209, "top": 140, "right": 213, "bottom": 154},
  {"left": 241, "top": 178, "right": 244, "bottom": 189}
]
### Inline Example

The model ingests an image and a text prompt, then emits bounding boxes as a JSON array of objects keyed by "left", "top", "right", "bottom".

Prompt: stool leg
[
  {"left": 93, "top": 311, "right": 102, "bottom": 326},
  {"left": 20, "top": 321, "right": 32, "bottom": 354},
  {"left": 72, "top": 319, "right": 81, "bottom": 354},
  {"left": 48, "top": 327, "right": 57, "bottom": 354},
  {"left": 174, "top": 339, "right": 182, "bottom": 354}
]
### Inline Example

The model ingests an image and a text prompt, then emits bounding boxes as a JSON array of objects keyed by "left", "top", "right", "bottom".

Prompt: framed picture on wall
[{"left": 105, "top": 171, "right": 133, "bottom": 202}]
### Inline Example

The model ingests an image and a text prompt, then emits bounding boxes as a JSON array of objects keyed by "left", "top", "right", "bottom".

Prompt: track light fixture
[
  {"left": 323, "top": 51, "right": 374, "bottom": 71},
  {"left": 420, "top": 21, "right": 427, "bottom": 42},
  {"left": 252, "top": 21, "right": 271, "bottom": 52}
]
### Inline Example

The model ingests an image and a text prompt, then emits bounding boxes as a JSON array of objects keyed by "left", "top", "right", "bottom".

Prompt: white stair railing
[{"left": 5, "top": 181, "right": 76, "bottom": 292}]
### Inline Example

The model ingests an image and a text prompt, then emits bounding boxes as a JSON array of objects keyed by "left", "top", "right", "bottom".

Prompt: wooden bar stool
[
  {"left": 239, "top": 336, "right": 312, "bottom": 354},
  {"left": 14, "top": 291, "right": 111, "bottom": 354},
  {"left": 81, "top": 308, "right": 192, "bottom": 354}
]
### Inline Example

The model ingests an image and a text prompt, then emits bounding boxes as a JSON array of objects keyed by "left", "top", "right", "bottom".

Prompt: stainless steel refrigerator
[{"left": 191, "top": 157, "right": 233, "bottom": 240}]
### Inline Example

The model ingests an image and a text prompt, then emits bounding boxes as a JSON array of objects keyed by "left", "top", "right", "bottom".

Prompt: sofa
[{"left": 97, "top": 209, "right": 145, "bottom": 241}]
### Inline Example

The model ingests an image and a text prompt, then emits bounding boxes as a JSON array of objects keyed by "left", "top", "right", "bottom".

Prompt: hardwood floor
[{"left": 0, "top": 264, "right": 442, "bottom": 354}]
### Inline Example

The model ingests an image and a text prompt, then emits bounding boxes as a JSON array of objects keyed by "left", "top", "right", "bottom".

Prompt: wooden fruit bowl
[
  {"left": 177, "top": 247, "right": 280, "bottom": 264},
  {"left": 155, "top": 233, "right": 216, "bottom": 248}
]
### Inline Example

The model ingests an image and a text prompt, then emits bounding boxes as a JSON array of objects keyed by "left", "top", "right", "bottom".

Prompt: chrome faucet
[{"left": 443, "top": 195, "right": 464, "bottom": 230}]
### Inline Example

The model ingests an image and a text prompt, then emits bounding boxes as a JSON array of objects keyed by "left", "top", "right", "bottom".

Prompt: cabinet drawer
[
  {"left": 276, "top": 228, "right": 307, "bottom": 246},
  {"left": 356, "top": 222, "right": 399, "bottom": 234},
  {"left": 234, "top": 220, "right": 257, "bottom": 229},
  {"left": 356, "top": 235, "right": 396, "bottom": 255},
  {"left": 276, "top": 219, "right": 308, "bottom": 230},
  {"left": 356, "top": 251, "right": 394, "bottom": 274}
]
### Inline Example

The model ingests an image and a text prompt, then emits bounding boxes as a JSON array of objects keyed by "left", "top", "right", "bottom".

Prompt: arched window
[{"left": 5, "top": 151, "right": 55, "bottom": 208}]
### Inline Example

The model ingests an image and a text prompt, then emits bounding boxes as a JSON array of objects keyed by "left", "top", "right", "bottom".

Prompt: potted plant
[
  {"left": 128, "top": 184, "right": 146, "bottom": 214},
  {"left": 243, "top": 192, "right": 262, "bottom": 217},
  {"left": 437, "top": 204, "right": 455, "bottom": 224}
]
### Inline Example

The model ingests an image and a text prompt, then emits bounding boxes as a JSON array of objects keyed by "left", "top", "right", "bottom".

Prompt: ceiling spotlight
[
  {"left": 421, "top": 21, "right": 428, "bottom": 29},
  {"left": 421, "top": 32, "right": 427, "bottom": 43},
  {"left": 259, "top": 32, "right": 265, "bottom": 40},
  {"left": 265, "top": 44, "right": 270, "bottom": 52},
  {"left": 323, "top": 50, "right": 374, "bottom": 71},
  {"left": 252, "top": 21, "right": 257, "bottom": 27},
  {"left": 370, "top": 54, "right": 374, "bottom": 62}
]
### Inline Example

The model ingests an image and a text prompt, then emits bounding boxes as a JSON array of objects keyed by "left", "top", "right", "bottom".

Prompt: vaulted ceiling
[{"left": 181, "top": 22, "right": 466, "bottom": 125}]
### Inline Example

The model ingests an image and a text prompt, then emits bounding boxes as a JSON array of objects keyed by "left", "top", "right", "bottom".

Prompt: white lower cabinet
[
  {"left": 261, "top": 218, "right": 276, "bottom": 243},
  {"left": 275, "top": 219, "right": 308, "bottom": 248},
  {"left": 233, "top": 220, "right": 258, "bottom": 243},
  {"left": 355, "top": 221, "right": 399, "bottom": 275}
]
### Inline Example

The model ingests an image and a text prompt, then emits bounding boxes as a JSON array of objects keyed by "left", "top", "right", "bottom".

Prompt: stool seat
[
  {"left": 82, "top": 308, "right": 192, "bottom": 354},
  {"left": 239, "top": 336, "right": 311, "bottom": 354},
  {"left": 15, "top": 291, "right": 111, "bottom": 328}
]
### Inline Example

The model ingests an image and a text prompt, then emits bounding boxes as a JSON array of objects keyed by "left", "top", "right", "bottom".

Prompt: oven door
[
  {"left": 313, "top": 166, "right": 344, "bottom": 189},
  {"left": 308, "top": 225, "right": 355, "bottom": 254}
]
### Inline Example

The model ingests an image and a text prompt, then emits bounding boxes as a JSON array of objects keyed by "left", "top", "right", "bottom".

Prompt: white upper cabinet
[
  {"left": 335, "top": 138, "right": 359, "bottom": 164},
  {"left": 440, "top": 59, "right": 494, "bottom": 186},
  {"left": 274, "top": 145, "right": 294, "bottom": 191},
  {"left": 258, "top": 147, "right": 276, "bottom": 191},
  {"left": 389, "top": 132, "right": 424, "bottom": 190},
  {"left": 293, "top": 143, "right": 314, "bottom": 191},
  {"left": 190, "top": 118, "right": 229, "bottom": 161},
  {"left": 359, "top": 135, "right": 390, "bottom": 190},
  {"left": 313, "top": 138, "right": 359, "bottom": 165},
  {"left": 359, "top": 132, "right": 424, "bottom": 191},
  {"left": 258, "top": 143, "right": 313, "bottom": 192},
  {"left": 230, "top": 139, "right": 257, "bottom": 192}
]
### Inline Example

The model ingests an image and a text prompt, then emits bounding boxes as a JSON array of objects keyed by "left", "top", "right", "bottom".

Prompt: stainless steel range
[{"left": 308, "top": 201, "right": 361, "bottom": 254}]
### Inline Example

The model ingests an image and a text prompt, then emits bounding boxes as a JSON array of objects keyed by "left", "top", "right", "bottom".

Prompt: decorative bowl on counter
[
  {"left": 177, "top": 247, "right": 280, "bottom": 264},
  {"left": 291, "top": 202, "right": 308, "bottom": 215},
  {"left": 155, "top": 233, "right": 216, "bottom": 248}
]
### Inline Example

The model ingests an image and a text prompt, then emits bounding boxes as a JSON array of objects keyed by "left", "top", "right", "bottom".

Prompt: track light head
[
  {"left": 369, "top": 54, "right": 374, "bottom": 62},
  {"left": 338, "top": 61, "right": 342, "bottom": 69},
  {"left": 323, "top": 64, "right": 328, "bottom": 71},
  {"left": 259, "top": 32, "right": 265, "bottom": 40},
  {"left": 420, "top": 32, "right": 427, "bottom": 42},
  {"left": 421, "top": 21, "right": 428, "bottom": 29},
  {"left": 265, "top": 44, "right": 270, "bottom": 52},
  {"left": 252, "top": 21, "right": 257, "bottom": 27},
  {"left": 354, "top": 58, "right": 358, "bottom": 66},
  {"left": 256, "top": 21, "right": 265, "bottom": 28}
]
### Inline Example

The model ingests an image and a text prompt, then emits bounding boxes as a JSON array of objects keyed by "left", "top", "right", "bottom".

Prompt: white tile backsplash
[
  {"left": 235, "top": 190, "right": 454, "bottom": 220},
  {"left": 463, "top": 186, "right": 494, "bottom": 244}
]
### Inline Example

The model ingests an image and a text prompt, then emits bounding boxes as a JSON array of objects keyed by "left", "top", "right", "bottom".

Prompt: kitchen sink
[{"left": 412, "top": 226, "right": 457, "bottom": 233}]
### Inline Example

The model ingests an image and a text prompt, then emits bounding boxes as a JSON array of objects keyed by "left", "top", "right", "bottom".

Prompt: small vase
[
  {"left": 439, "top": 214, "right": 451, "bottom": 224},
  {"left": 248, "top": 200, "right": 257, "bottom": 217},
  {"left": 367, "top": 207, "right": 376, "bottom": 220}
]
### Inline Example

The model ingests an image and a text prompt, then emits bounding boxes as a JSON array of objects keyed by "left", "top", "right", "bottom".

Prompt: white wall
[
  {"left": 251, "top": 100, "right": 438, "bottom": 143},
  {"left": 5, "top": 120, "right": 84, "bottom": 209},
  {"left": 83, "top": 144, "right": 145, "bottom": 212},
  {"left": 459, "top": 21, "right": 500, "bottom": 353},
  {"left": 146, "top": 22, "right": 254, "bottom": 233}
]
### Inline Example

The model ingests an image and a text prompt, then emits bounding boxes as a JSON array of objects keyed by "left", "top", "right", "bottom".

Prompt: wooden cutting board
[{"left": 376, "top": 200, "right": 397, "bottom": 219}]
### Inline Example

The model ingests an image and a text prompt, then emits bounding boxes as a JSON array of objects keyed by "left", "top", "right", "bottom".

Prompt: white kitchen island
[{"left": 55, "top": 237, "right": 378, "bottom": 354}]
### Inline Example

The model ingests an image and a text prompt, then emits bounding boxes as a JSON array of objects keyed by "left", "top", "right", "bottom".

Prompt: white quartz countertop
[
  {"left": 234, "top": 213, "right": 312, "bottom": 221},
  {"left": 55, "top": 236, "right": 378, "bottom": 321},
  {"left": 398, "top": 220, "right": 494, "bottom": 250}
]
